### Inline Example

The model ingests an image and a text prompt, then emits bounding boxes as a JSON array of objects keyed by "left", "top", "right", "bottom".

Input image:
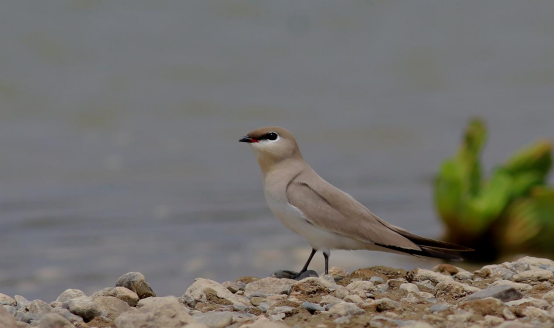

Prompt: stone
[
  {"left": 301, "top": 301, "right": 325, "bottom": 313},
  {"left": 505, "top": 297, "right": 551, "bottom": 309},
  {"left": 466, "top": 285, "right": 523, "bottom": 302},
  {"left": 333, "top": 316, "right": 351, "bottom": 325},
  {"left": 520, "top": 306, "right": 548, "bottom": 318},
  {"left": 446, "top": 310, "right": 473, "bottom": 322},
  {"left": 460, "top": 297, "right": 506, "bottom": 317},
  {"left": 491, "top": 280, "right": 532, "bottom": 291},
  {"left": 244, "top": 278, "right": 295, "bottom": 297},
  {"left": 240, "top": 317, "right": 286, "bottom": 327},
  {"left": 328, "top": 302, "right": 364, "bottom": 316},
  {"left": 223, "top": 281, "right": 243, "bottom": 293},
  {"left": 292, "top": 277, "right": 335, "bottom": 296},
  {"left": 194, "top": 311, "right": 234, "bottom": 328},
  {"left": 56, "top": 289, "right": 86, "bottom": 303},
  {"left": 115, "top": 272, "right": 156, "bottom": 299},
  {"left": 114, "top": 296, "right": 198, "bottom": 328},
  {"left": 435, "top": 280, "right": 480, "bottom": 299},
  {"left": 15, "top": 312, "right": 44, "bottom": 324},
  {"left": 271, "top": 270, "right": 297, "bottom": 279},
  {"left": 37, "top": 313, "right": 75, "bottom": 328},
  {"left": 508, "top": 259, "right": 531, "bottom": 273},
  {"left": 329, "top": 266, "right": 348, "bottom": 279},
  {"left": 92, "top": 287, "right": 139, "bottom": 307},
  {"left": 63, "top": 297, "right": 101, "bottom": 322},
  {"left": 370, "top": 315, "right": 403, "bottom": 328},
  {"left": 184, "top": 278, "right": 250, "bottom": 307},
  {"left": 453, "top": 271, "right": 473, "bottom": 280},
  {"left": 345, "top": 281, "right": 375, "bottom": 298},
  {"left": 2, "top": 306, "right": 16, "bottom": 316},
  {"left": 344, "top": 294, "right": 365, "bottom": 305},
  {"left": 93, "top": 296, "right": 132, "bottom": 321},
  {"left": 399, "top": 283, "right": 419, "bottom": 294},
  {"left": 15, "top": 321, "right": 30, "bottom": 328},
  {"left": 503, "top": 308, "right": 516, "bottom": 320},
  {"left": 429, "top": 304, "right": 449, "bottom": 312},
  {"left": 14, "top": 295, "right": 29, "bottom": 311},
  {"left": 373, "top": 298, "right": 401, "bottom": 312},
  {"left": 484, "top": 315, "right": 504, "bottom": 326},
  {"left": 269, "top": 306, "right": 295, "bottom": 316},
  {"left": 249, "top": 296, "right": 265, "bottom": 306},
  {"left": 342, "top": 268, "right": 389, "bottom": 285},
  {"left": 407, "top": 269, "right": 452, "bottom": 284},
  {"left": 433, "top": 264, "right": 462, "bottom": 275},
  {"left": 0, "top": 294, "right": 16, "bottom": 306},
  {"left": 480, "top": 265, "right": 516, "bottom": 280},
  {"left": 513, "top": 269, "right": 553, "bottom": 282},
  {"left": 296, "top": 270, "right": 318, "bottom": 280},
  {"left": 27, "top": 299, "right": 52, "bottom": 314},
  {"left": 400, "top": 295, "right": 420, "bottom": 304},
  {"left": 320, "top": 295, "right": 344, "bottom": 308},
  {"left": 51, "top": 308, "right": 85, "bottom": 325},
  {"left": 401, "top": 320, "right": 432, "bottom": 328},
  {"left": 0, "top": 307, "right": 18, "bottom": 327},
  {"left": 258, "top": 302, "right": 270, "bottom": 313},
  {"left": 516, "top": 256, "right": 554, "bottom": 268},
  {"left": 375, "top": 283, "right": 388, "bottom": 293},
  {"left": 370, "top": 276, "right": 385, "bottom": 285},
  {"left": 542, "top": 290, "right": 554, "bottom": 303}
]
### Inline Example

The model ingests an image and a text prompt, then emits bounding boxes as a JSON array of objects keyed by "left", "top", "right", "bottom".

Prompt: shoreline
[{"left": 1, "top": 256, "right": 553, "bottom": 328}]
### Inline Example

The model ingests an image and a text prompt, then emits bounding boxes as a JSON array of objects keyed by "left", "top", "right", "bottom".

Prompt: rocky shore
[{"left": 2, "top": 256, "right": 554, "bottom": 328}]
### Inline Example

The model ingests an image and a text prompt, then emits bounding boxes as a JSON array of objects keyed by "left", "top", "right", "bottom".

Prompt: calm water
[{"left": 1, "top": 1, "right": 554, "bottom": 301}]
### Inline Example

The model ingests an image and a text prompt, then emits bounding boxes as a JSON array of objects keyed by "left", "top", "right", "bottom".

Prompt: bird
[{"left": 239, "top": 126, "right": 473, "bottom": 277}]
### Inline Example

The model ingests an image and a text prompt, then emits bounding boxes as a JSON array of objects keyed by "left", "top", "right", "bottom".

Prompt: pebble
[
  {"left": 301, "top": 301, "right": 325, "bottom": 313},
  {"left": 491, "top": 280, "right": 532, "bottom": 291},
  {"left": 258, "top": 302, "right": 270, "bottom": 313},
  {"left": 373, "top": 298, "right": 401, "bottom": 312},
  {"left": 114, "top": 296, "right": 199, "bottom": 327},
  {"left": 93, "top": 296, "right": 132, "bottom": 321},
  {"left": 194, "top": 311, "right": 234, "bottom": 328},
  {"left": 370, "top": 276, "right": 385, "bottom": 284},
  {"left": 37, "top": 313, "right": 75, "bottom": 328},
  {"left": 429, "top": 304, "right": 449, "bottom": 312},
  {"left": 56, "top": 289, "right": 86, "bottom": 303},
  {"left": 0, "top": 307, "right": 18, "bottom": 327},
  {"left": 244, "top": 277, "right": 295, "bottom": 297},
  {"left": 0, "top": 293, "right": 16, "bottom": 306},
  {"left": 184, "top": 278, "right": 250, "bottom": 307},
  {"left": 115, "top": 272, "right": 156, "bottom": 299},
  {"left": 513, "top": 269, "right": 554, "bottom": 282},
  {"left": 7, "top": 255, "right": 554, "bottom": 328},
  {"left": 466, "top": 284, "right": 523, "bottom": 302},
  {"left": 63, "top": 297, "right": 101, "bottom": 322},
  {"left": 91, "top": 287, "right": 139, "bottom": 307},
  {"left": 269, "top": 306, "right": 295, "bottom": 316},
  {"left": 328, "top": 302, "right": 364, "bottom": 316},
  {"left": 223, "top": 281, "right": 243, "bottom": 293}
]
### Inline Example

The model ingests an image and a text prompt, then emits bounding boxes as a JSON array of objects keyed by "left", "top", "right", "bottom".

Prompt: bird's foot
[
  {"left": 271, "top": 270, "right": 298, "bottom": 279},
  {"left": 294, "top": 270, "right": 319, "bottom": 280}
]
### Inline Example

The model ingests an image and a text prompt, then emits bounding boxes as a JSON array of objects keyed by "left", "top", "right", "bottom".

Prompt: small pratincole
[{"left": 239, "top": 126, "right": 473, "bottom": 277}]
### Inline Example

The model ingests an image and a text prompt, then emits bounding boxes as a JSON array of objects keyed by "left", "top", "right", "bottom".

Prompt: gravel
[{"left": 2, "top": 255, "right": 554, "bottom": 328}]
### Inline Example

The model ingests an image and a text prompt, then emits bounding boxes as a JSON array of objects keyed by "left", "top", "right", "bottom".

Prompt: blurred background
[{"left": 1, "top": 0, "right": 553, "bottom": 302}]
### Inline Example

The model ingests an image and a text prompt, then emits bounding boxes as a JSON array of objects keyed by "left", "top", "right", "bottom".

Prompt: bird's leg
[
  {"left": 297, "top": 248, "right": 316, "bottom": 276},
  {"left": 323, "top": 250, "right": 330, "bottom": 275}
]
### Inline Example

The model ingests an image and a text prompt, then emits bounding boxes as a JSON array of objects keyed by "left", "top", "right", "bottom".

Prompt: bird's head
[{"left": 239, "top": 126, "right": 302, "bottom": 168}]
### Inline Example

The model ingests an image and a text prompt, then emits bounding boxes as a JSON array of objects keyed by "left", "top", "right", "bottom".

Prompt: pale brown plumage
[{"left": 240, "top": 126, "right": 472, "bottom": 275}]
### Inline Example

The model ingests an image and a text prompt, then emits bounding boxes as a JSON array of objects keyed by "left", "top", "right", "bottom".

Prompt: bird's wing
[{"left": 285, "top": 171, "right": 421, "bottom": 251}]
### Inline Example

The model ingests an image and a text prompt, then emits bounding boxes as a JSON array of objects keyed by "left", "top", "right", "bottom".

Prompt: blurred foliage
[{"left": 434, "top": 118, "right": 553, "bottom": 261}]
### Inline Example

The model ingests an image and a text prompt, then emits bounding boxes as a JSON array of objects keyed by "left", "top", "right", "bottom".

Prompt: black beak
[{"left": 239, "top": 136, "right": 254, "bottom": 143}]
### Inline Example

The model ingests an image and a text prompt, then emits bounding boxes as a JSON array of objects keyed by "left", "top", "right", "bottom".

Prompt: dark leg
[
  {"left": 323, "top": 251, "right": 330, "bottom": 275},
  {"left": 299, "top": 248, "right": 317, "bottom": 274}
]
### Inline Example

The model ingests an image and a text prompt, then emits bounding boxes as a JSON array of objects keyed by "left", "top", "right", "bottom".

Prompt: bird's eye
[{"left": 266, "top": 132, "right": 278, "bottom": 141}]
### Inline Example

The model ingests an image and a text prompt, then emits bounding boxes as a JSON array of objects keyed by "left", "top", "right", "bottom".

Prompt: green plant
[{"left": 434, "top": 118, "right": 553, "bottom": 261}]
